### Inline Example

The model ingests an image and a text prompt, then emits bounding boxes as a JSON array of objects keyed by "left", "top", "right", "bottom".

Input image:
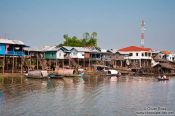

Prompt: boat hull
[
  {"left": 25, "top": 70, "right": 48, "bottom": 79},
  {"left": 48, "top": 73, "right": 63, "bottom": 79},
  {"left": 157, "top": 78, "right": 169, "bottom": 81}
]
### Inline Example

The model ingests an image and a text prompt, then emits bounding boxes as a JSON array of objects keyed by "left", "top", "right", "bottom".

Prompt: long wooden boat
[
  {"left": 157, "top": 75, "right": 169, "bottom": 81},
  {"left": 25, "top": 70, "right": 48, "bottom": 79},
  {"left": 48, "top": 73, "right": 63, "bottom": 79},
  {"left": 157, "top": 77, "right": 169, "bottom": 81}
]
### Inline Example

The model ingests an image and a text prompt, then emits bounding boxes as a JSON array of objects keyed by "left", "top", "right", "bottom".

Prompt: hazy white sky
[{"left": 0, "top": 0, "right": 175, "bottom": 51}]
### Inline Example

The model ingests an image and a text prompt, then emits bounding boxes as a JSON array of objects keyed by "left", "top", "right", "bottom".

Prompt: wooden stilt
[
  {"left": 78, "top": 58, "right": 79, "bottom": 66},
  {"left": 62, "top": 60, "right": 64, "bottom": 68},
  {"left": 6, "top": 55, "right": 9, "bottom": 71},
  {"left": 27, "top": 50, "right": 30, "bottom": 72},
  {"left": 68, "top": 58, "right": 70, "bottom": 67},
  {"left": 37, "top": 52, "right": 38, "bottom": 70},
  {"left": 30, "top": 52, "right": 31, "bottom": 70},
  {"left": 15, "top": 56, "right": 17, "bottom": 71},
  {"left": 21, "top": 48, "right": 24, "bottom": 74},
  {"left": 2, "top": 55, "right": 5, "bottom": 74},
  {"left": 83, "top": 59, "right": 85, "bottom": 68},
  {"left": 12, "top": 47, "right": 14, "bottom": 73},
  {"left": 21, "top": 56, "right": 23, "bottom": 74},
  {"left": 12, "top": 56, "right": 15, "bottom": 73},
  {"left": 139, "top": 59, "right": 141, "bottom": 68},
  {"left": 56, "top": 59, "right": 57, "bottom": 69}
]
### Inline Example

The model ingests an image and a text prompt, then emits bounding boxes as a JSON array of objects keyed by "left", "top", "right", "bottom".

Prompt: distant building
[
  {"left": 160, "top": 50, "right": 175, "bottom": 62},
  {"left": 118, "top": 46, "right": 152, "bottom": 68}
]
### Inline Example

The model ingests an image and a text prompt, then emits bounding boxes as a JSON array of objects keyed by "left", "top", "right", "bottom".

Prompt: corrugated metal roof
[
  {"left": 43, "top": 45, "right": 58, "bottom": 51},
  {"left": 0, "top": 38, "right": 27, "bottom": 46},
  {"left": 73, "top": 47, "right": 91, "bottom": 52},
  {"left": 62, "top": 46, "right": 99, "bottom": 52},
  {"left": 108, "top": 49, "right": 118, "bottom": 53},
  {"left": 25, "top": 46, "right": 102, "bottom": 53},
  {"left": 24, "top": 45, "right": 58, "bottom": 52},
  {"left": 62, "top": 46, "right": 73, "bottom": 51}
]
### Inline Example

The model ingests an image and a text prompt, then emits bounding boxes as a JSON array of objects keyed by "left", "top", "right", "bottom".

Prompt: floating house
[
  {"left": 0, "top": 38, "right": 28, "bottom": 73},
  {"left": 117, "top": 46, "right": 152, "bottom": 68},
  {"left": 38, "top": 46, "right": 106, "bottom": 68},
  {"left": 0, "top": 38, "right": 28, "bottom": 56},
  {"left": 43, "top": 45, "right": 58, "bottom": 60},
  {"left": 61, "top": 46, "right": 103, "bottom": 67}
]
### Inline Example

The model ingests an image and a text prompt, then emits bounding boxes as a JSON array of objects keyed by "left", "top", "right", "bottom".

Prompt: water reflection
[{"left": 0, "top": 76, "right": 175, "bottom": 116}]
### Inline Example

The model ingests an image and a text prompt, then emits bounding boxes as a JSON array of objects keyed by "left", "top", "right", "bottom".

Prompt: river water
[{"left": 0, "top": 76, "right": 175, "bottom": 116}]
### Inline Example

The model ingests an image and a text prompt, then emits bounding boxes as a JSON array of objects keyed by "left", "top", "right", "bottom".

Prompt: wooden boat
[
  {"left": 157, "top": 75, "right": 169, "bottom": 81},
  {"left": 87, "top": 65, "right": 120, "bottom": 77},
  {"left": 106, "top": 70, "right": 121, "bottom": 76},
  {"left": 63, "top": 73, "right": 84, "bottom": 77},
  {"left": 54, "top": 68, "right": 84, "bottom": 77},
  {"left": 25, "top": 70, "right": 48, "bottom": 79},
  {"left": 157, "top": 78, "right": 169, "bottom": 81},
  {"left": 48, "top": 73, "right": 63, "bottom": 79}
]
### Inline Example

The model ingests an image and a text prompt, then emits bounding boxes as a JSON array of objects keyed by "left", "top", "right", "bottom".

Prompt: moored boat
[
  {"left": 25, "top": 70, "right": 48, "bottom": 79},
  {"left": 48, "top": 73, "right": 63, "bottom": 79},
  {"left": 106, "top": 69, "right": 121, "bottom": 76},
  {"left": 157, "top": 75, "right": 169, "bottom": 81},
  {"left": 54, "top": 68, "right": 84, "bottom": 77}
]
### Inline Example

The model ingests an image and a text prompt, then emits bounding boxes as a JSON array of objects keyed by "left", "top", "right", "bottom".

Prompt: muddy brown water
[{"left": 0, "top": 75, "right": 175, "bottom": 116}]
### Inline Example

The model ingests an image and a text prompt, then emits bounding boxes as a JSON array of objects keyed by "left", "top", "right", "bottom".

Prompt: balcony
[{"left": 7, "top": 51, "right": 25, "bottom": 56}]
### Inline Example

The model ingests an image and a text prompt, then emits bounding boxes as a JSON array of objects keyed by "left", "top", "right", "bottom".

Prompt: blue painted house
[{"left": 0, "top": 38, "right": 28, "bottom": 56}]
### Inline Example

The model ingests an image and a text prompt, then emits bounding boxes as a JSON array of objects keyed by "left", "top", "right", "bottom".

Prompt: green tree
[
  {"left": 83, "top": 32, "right": 90, "bottom": 39},
  {"left": 91, "top": 32, "right": 97, "bottom": 39},
  {"left": 59, "top": 32, "right": 97, "bottom": 47}
]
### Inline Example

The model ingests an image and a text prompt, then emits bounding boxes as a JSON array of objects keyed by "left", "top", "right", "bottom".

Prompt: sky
[{"left": 0, "top": 0, "right": 175, "bottom": 51}]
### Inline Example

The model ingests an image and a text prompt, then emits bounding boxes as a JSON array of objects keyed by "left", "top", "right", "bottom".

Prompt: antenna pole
[{"left": 141, "top": 20, "right": 145, "bottom": 47}]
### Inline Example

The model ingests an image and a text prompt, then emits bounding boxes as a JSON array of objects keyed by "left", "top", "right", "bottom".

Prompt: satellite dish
[{"left": 126, "top": 59, "right": 130, "bottom": 65}]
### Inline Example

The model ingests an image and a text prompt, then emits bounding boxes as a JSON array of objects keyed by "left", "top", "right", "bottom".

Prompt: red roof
[
  {"left": 161, "top": 50, "right": 172, "bottom": 55},
  {"left": 118, "top": 46, "right": 152, "bottom": 52}
]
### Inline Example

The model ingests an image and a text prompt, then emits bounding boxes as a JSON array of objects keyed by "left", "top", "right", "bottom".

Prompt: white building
[
  {"left": 160, "top": 51, "right": 175, "bottom": 62},
  {"left": 118, "top": 46, "right": 152, "bottom": 67},
  {"left": 56, "top": 48, "right": 66, "bottom": 59}
]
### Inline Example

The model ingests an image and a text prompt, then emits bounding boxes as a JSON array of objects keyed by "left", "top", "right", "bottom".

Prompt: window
[
  {"left": 145, "top": 52, "right": 148, "bottom": 56},
  {"left": 73, "top": 51, "right": 77, "bottom": 55},
  {"left": 148, "top": 53, "right": 151, "bottom": 56},
  {"left": 136, "top": 53, "right": 138, "bottom": 56},
  {"left": 142, "top": 53, "right": 144, "bottom": 56},
  {"left": 129, "top": 53, "right": 133, "bottom": 56}
]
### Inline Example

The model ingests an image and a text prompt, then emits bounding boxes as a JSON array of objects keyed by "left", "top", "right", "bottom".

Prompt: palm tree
[
  {"left": 83, "top": 32, "right": 90, "bottom": 39},
  {"left": 91, "top": 32, "right": 97, "bottom": 39},
  {"left": 63, "top": 34, "right": 69, "bottom": 46}
]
